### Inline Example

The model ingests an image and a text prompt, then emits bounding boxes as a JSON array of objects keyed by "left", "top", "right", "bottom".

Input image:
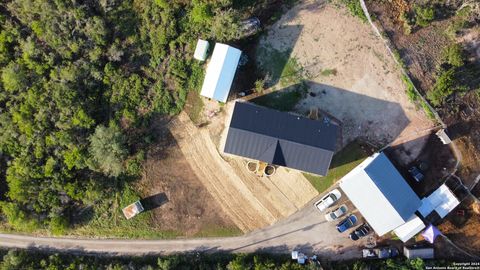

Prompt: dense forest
[
  {"left": 0, "top": 0, "right": 244, "bottom": 234},
  {"left": 0, "top": 249, "right": 453, "bottom": 270}
]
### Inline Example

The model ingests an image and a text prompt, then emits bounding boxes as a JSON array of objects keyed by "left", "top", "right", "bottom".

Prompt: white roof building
[
  {"left": 393, "top": 214, "right": 426, "bottom": 242},
  {"left": 339, "top": 152, "right": 422, "bottom": 236},
  {"left": 194, "top": 39, "right": 209, "bottom": 61},
  {"left": 200, "top": 43, "right": 241, "bottom": 102},
  {"left": 418, "top": 184, "right": 460, "bottom": 218}
]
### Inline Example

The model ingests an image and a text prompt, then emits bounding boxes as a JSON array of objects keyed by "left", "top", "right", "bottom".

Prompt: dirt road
[
  {"left": 169, "top": 112, "right": 318, "bottom": 232},
  {"left": 0, "top": 205, "right": 361, "bottom": 260}
]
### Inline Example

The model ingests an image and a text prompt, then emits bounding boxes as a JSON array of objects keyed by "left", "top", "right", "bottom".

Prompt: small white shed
[
  {"left": 200, "top": 43, "right": 241, "bottom": 102},
  {"left": 194, "top": 39, "right": 209, "bottom": 61}
]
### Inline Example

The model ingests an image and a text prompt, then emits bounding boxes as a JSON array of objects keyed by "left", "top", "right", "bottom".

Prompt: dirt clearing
[
  {"left": 169, "top": 112, "right": 318, "bottom": 232},
  {"left": 138, "top": 119, "right": 239, "bottom": 237},
  {"left": 256, "top": 0, "right": 434, "bottom": 161}
]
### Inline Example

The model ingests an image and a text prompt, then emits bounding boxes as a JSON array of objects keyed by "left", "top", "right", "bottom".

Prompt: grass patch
[
  {"left": 402, "top": 75, "right": 419, "bottom": 102},
  {"left": 256, "top": 47, "right": 290, "bottom": 85},
  {"left": 338, "top": 0, "right": 367, "bottom": 22},
  {"left": 184, "top": 90, "right": 205, "bottom": 124},
  {"left": 256, "top": 47, "right": 304, "bottom": 87},
  {"left": 303, "top": 141, "right": 369, "bottom": 193},
  {"left": 320, "top": 68, "right": 337, "bottom": 76},
  {"left": 252, "top": 83, "right": 306, "bottom": 111},
  {"left": 2, "top": 184, "right": 242, "bottom": 239},
  {"left": 193, "top": 224, "right": 243, "bottom": 238},
  {"left": 70, "top": 185, "right": 182, "bottom": 239},
  {"left": 420, "top": 100, "right": 435, "bottom": 120},
  {"left": 279, "top": 57, "right": 303, "bottom": 86},
  {"left": 393, "top": 49, "right": 407, "bottom": 70}
]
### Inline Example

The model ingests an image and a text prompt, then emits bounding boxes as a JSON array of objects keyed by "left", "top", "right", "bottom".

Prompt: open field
[
  {"left": 138, "top": 121, "right": 240, "bottom": 237},
  {"left": 256, "top": 0, "right": 435, "bottom": 161}
]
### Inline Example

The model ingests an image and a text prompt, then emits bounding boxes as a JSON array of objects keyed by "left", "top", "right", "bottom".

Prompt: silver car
[
  {"left": 324, "top": 204, "right": 348, "bottom": 221},
  {"left": 314, "top": 189, "right": 342, "bottom": 212}
]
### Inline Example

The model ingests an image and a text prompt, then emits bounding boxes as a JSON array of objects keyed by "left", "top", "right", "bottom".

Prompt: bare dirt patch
[
  {"left": 438, "top": 200, "right": 480, "bottom": 257},
  {"left": 138, "top": 118, "right": 239, "bottom": 237},
  {"left": 256, "top": 0, "right": 434, "bottom": 160},
  {"left": 168, "top": 112, "right": 318, "bottom": 232}
]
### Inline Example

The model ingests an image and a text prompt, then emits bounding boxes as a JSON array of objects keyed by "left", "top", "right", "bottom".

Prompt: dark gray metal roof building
[{"left": 224, "top": 102, "right": 338, "bottom": 175}]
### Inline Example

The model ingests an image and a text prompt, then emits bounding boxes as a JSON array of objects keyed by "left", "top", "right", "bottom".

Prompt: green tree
[
  {"left": 1, "top": 62, "right": 27, "bottom": 92},
  {"left": 211, "top": 10, "right": 240, "bottom": 42},
  {"left": 88, "top": 123, "right": 127, "bottom": 177},
  {"left": 0, "top": 250, "right": 29, "bottom": 270},
  {"left": 227, "top": 254, "right": 251, "bottom": 270},
  {"left": 191, "top": 0, "right": 213, "bottom": 25}
]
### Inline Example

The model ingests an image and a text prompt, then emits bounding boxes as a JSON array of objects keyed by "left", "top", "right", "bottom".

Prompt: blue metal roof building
[{"left": 339, "top": 152, "right": 422, "bottom": 236}]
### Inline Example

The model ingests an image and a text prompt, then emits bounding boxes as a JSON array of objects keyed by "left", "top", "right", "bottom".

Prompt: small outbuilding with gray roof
[{"left": 223, "top": 101, "right": 338, "bottom": 176}]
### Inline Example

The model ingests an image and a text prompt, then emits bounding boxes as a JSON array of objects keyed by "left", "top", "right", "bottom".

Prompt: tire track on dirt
[{"left": 169, "top": 113, "right": 275, "bottom": 231}]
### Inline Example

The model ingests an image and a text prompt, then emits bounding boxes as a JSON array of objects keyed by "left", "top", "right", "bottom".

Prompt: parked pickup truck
[
  {"left": 314, "top": 189, "right": 342, "bottom": 212},
  {"left": 362, "top": 247, "right": 399, "bottom": 259}
]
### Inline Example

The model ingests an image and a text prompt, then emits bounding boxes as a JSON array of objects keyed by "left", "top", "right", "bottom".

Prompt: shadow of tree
[{"left": 230, "top": 24, "right": 304, "bottom": 99}]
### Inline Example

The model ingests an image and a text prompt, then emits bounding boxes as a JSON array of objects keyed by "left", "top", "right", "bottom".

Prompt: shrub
[
  {"left": 442, "top": 44, "right": 464, "bottom": 67},
  {"left": 0, "top": 202, "right": 40, "bottom": 232},
  {"left": 427, "top": 68, "right": 466, "bottom": 106},
  {"left": 1, "top": 62, "right": 27, "bottom": 92},
  {"left": 400, "top": 11, "right": 414, "bottom": 35},
  {"left": 445, "top": 19, "right": 468, "bottom": 39},
  {"left": 126, "top": 150, "right": 145, "bottom": 177},
  {"left": 341, "top": 0, "right": 368, "bottom": 22},
  {"left": 321, "top": 68, "right": 337, "bottom": 76},
  {"left": 211, "top": 10, "right": 240, "bottom": 42},
  {"left": 254, "top": 79, "right": 265, "bottom": 93},
  {"left": 191, "top": 0, "right": 213, "bottom": 25},
  {"left": 414, "top": 5, "right": 435, "bottom": 27},
  {"left": 49, "top": 215, "right": 68, "bottom": 235}
]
